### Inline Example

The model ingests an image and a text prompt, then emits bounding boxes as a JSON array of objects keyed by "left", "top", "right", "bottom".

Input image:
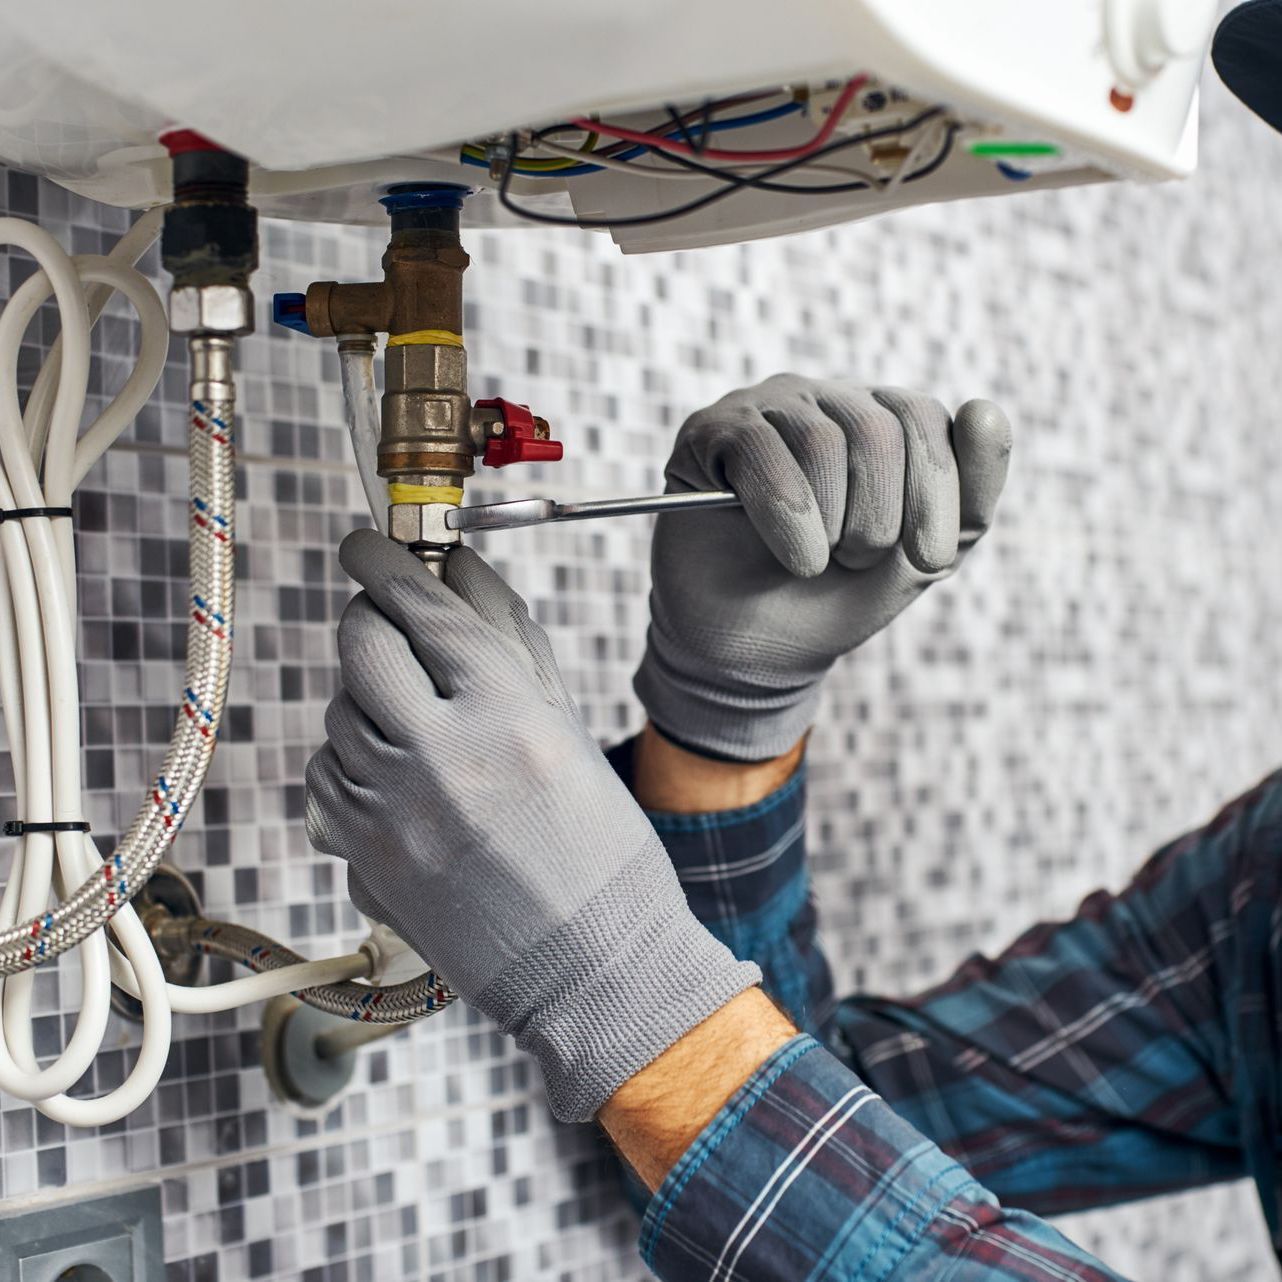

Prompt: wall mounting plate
[{"left": 260, "top": 995, "right": 358, "bottom": 1114}]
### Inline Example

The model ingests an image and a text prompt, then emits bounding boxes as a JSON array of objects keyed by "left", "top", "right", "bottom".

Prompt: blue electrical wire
[{"left": 459, "top": 100, "right": 805, "bottom": 178}]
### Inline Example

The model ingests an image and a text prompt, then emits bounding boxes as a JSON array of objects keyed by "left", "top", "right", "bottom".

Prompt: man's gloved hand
[
  {"left": 305, "top": 530, "right": 760, "bottom": 1123},
  {"left": 634, "top": 374, "right": 1012, "bottom": 761}
]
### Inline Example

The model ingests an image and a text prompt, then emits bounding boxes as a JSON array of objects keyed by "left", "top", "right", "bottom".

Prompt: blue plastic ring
[{"left": 379, "top": 183, "right": 472, "bottom": 214}]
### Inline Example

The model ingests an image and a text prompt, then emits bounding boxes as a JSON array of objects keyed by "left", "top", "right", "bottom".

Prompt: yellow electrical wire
[
  {"left": 460, "top": 146, "right": 580, "bottom": 173},
  {"left": 459, "top": 131, "right": 601, "bottom": 174}
]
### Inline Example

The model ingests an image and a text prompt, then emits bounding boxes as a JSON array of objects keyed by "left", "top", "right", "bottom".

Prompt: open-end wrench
[{"left": 444, "top": 490, "right": 740, "bottom": 533}]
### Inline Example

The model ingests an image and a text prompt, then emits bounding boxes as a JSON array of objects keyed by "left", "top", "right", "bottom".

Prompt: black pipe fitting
[
  {"left": 380, "top": 184, "right": 466, "bottom": 237},
  {"left": 161, "top": 132, "right": 258, "bottom": 289}
]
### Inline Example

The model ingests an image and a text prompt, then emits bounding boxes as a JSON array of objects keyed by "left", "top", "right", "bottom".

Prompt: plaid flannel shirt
[{"left": 607, "top": 738, "right": 1282, "bottom": 1281}]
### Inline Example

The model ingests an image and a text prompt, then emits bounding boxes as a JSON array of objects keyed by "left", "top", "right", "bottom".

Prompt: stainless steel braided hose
[
  {"left": 0, "top": 333, "right": 452, "bottom": 1032},
  {"left": 180, "top": 918, "right": 456, "bottom": 1023},
  {"left": 0, "top": 336, "right": 236, "bottom": 976}
]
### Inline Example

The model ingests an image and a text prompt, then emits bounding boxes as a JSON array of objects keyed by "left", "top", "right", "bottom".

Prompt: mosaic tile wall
[{"left": 2, "top": 63, "right": 1282, "bottom": 1282}]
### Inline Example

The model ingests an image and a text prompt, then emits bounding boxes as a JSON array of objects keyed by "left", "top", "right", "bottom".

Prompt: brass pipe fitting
[
  {"left": 381, "top": 341, "right": 473, "bottom": 481},
  {"left": 302, "top": 241, "right": 469, "bottom": 340},
  {"left": 303, "top": 186, "right": 475, "bottom": 491},
  {"left": 273, "top": 186, "right": 562, "bottom": 578}
]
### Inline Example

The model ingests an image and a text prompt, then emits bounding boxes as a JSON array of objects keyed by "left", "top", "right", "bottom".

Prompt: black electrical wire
[
  {"left": 593, "top": 90, "right": 784, "bottom": 163},
  {"left": 499, "top": 109, "right": 954, "bottom": 229},
  {"left": 664, "top": 103, "right": 702, "bottom": 153},
  {"left": 651, "top": 112, "right": 957, "bottom": 196}
]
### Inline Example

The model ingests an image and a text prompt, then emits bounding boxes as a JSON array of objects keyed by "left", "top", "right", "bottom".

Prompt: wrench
[{"left": 444, "top": 490, "right": 740, "bottom": 533}]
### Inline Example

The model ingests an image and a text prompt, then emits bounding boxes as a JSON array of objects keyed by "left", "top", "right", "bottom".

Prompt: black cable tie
[
  {"left": 4, "top": 820, "right": 91, "bottom": 836},
  {"left": 0, "top": 507, "right": 74, "bottom": 524}
]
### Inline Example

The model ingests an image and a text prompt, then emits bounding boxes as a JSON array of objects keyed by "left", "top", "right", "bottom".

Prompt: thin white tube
[
  {"left": 337, "top": 339, "right": 388, "bottom": 534},
  {"left": 68, "top": 260, "right": 170, "bottom": 487},
  {"left": 104, "top": 918, "right": 373, "bottom": 1013},
  {"left": 13, "top": 901, "right": 173, "bottom": 1127},
  {"left": 24, "top": 208, "right": 163, "bottom": 465},
  {"left": 0, "top": 221, "right": 135, "bottom": 1116},
  {"left": 0, "top": 243, "right": 111, "bottom": 1101}
]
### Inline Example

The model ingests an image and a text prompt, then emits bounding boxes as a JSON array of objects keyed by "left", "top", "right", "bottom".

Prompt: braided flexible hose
[
  {"left": 0, "top": 335, "right": 237, "bottom": 976},
  {"left": 186, "top": 918, "right": 456, "bottom": 1023}
]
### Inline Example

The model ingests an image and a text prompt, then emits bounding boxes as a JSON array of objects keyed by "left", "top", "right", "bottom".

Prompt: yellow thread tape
[
  {"left": 388, "top": 483, "right": 463, "bottom": 506},
  {"left": 386, "top": 329, "right": 464, "bottom": 349}
]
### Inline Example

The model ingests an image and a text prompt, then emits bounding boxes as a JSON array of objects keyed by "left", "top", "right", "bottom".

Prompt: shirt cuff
[
  {"left": 639, "top": 1035, "right": 1124, "bottom": 1281},
  {"left": 605, "top": 735, "right": 808, "bottom": 921}
]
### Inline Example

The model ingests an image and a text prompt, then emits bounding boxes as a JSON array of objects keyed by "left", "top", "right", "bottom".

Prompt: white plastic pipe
[{"left": 337, "top": 336, "right": 387, "bottom": 534}]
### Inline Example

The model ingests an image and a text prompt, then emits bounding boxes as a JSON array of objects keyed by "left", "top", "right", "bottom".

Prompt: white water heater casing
[{"left": 0, "top": 0, "right": 1214, "bottom": 251}]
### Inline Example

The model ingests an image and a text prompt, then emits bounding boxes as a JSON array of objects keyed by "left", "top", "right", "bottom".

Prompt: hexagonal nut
[
  {"left": 169, "top": 285, "right": 255, "bottom": 336},
  {"left": 387, "top": 502, "right": 461, "bottom": 548}
]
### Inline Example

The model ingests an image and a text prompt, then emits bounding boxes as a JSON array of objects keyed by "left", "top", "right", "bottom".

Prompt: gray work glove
[
  {"left": 634, "top": 374, "right": 1013, "bottom": 761},
  {"left": 305, "top": 530, "right": 760, "bottom": 1122}
]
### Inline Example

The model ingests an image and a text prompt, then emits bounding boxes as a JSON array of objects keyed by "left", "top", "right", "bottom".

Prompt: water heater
[{"left": 0, "top": 0, "right": 1214, "bottom": 251}]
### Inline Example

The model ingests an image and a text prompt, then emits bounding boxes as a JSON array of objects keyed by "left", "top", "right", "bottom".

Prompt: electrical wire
[
  {"left": 460, "top": 89, "right": 789, "bottom": 173},
  {"left": 526, "top": 133, "right": 884, "bottom": 184},
  {"left": 473, "top": 80, "right": 950, "bottom": 204},
  {"left": 459, "top": 131, "right": 601, "bottom": 174},
  {"left": 459, "top": 98, "right": 805, "bottom": 178},
  {"left": 632, "top": 110, "right": 954, "bottom": 196},
  {"left": 567, "top": 75, "right": 868, "bottom": 164},
  {"left": 497, "top": 109, "right": 955, "bottom": 229}
]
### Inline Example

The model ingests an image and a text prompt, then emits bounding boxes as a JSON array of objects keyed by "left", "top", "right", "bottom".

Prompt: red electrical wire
[{"left": 569, "top": 75, "right": 870, "bottom": 164}]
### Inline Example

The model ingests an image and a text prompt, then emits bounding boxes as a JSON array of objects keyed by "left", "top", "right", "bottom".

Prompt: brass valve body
[{"left": 303, "top": 211, "right": 473, "bottom": 488}]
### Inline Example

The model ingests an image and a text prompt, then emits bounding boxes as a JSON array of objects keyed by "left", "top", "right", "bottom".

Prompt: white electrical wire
[
  {"left": 882, "top": 118, "right": 951, "bottom": 195},
  {"left": 0, "top": 216, "right": 420, "bottom": 1126}
]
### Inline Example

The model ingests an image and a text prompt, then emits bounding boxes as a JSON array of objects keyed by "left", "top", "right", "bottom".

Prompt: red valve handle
[{"left": 477, "top": 397, "right": 564, "bottom": 468}]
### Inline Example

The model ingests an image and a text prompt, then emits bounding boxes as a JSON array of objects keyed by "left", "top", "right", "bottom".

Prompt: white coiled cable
[{"left": 0, "top": 215, "right": 383, "bottom": 1126}]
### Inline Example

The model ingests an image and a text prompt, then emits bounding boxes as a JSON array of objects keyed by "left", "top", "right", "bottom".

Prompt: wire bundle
[{"left": 468, "top": 76, "right": 959, "bottom": 229}]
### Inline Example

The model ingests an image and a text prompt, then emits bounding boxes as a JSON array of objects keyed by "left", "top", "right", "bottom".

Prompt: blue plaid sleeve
[
  {"left": 613, "top": 733, "right": 1282, "bottom": 1268},
  {"left": 606, "top": 736, "right": 832, "bottom": 1033},
  {"left": 641, "top": 1034, "right": 1128, "bottom": 1281},
  {"left": 834, "top": 769, "right": 1282, "bottom": 1250}
]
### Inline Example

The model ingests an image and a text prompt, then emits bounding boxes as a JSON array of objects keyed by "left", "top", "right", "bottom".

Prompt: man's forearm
[
  {"left": 631, "top": 720, "right": 805, "bottom": 813},
  {"left": 599, "top": 987, "right": 797, "bottom": 1190},
  {"left": 606, "top": 722, "right": 809, "bottom": 1194}
]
